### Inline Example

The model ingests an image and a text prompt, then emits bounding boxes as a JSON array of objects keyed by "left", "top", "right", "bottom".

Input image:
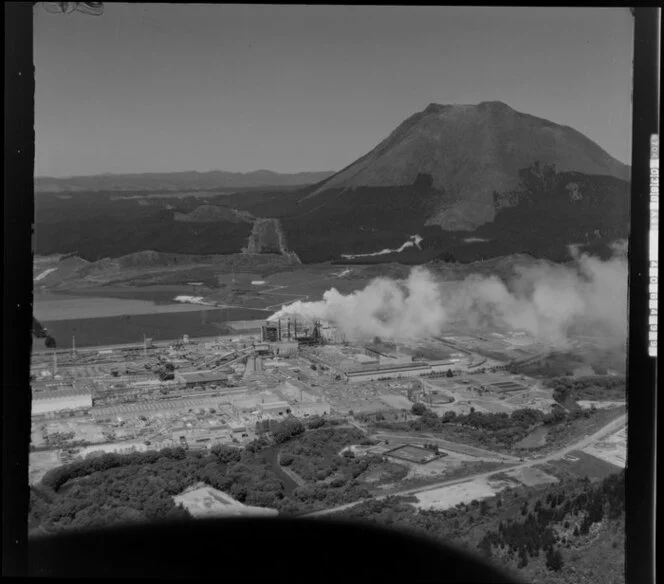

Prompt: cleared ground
[
  {"left": 173, "top": 485, "right": 278, "bottom": 518},
  {"left": 379, "top": 394, "right": 414, "bottom": 410},
  {"left": 577, "top": 400, "right": 627, "bottom": 410},
  {"left": 413, "top": 477, "right": 499, "bottom": 510},
  {"left": 580, "top": 427, "right": 626, "bottom": 468},
  {"left": 40, "top": 420, "right": 108, "bottom": 443},
  {"left": 75, "top": 441, "right": 151, "bottom": 457},
  {"left": 29, "top": 451, "right": 61, "bottom": 485}
]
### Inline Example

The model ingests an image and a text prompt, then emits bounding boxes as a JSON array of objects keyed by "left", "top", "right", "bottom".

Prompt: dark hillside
[
  {"left": 33, "top": 102, "right": 629, "bottom": 265},
  {"left": 35, "top": 215, "right": 253, "bottom": 261}
]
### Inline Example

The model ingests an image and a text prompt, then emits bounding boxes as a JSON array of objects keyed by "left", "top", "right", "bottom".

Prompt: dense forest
[
  {"left": 34, "top": 162, "right": 628, "bottom": 265},
  {"left": 336, "top": 470, "right": 625, "bottom": 583},
  {"left": 281, "top": 427, "right": 380, "bottom": 482},
  {"left": 28, "top": 416, "right": 377, "bottom": 534}
]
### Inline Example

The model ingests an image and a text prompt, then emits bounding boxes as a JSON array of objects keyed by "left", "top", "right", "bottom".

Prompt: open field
[
  {"left": 542, "top": 406, "right": 626, "bottom": 454},
  {"left": 513, "top": 426, "right": 548, "bottom": 449},
  {"left": 538, "top": 450, "right": 622, "bottom": 481},
  {"left": 504, "top": 465, "right": 559, "bottom": 487},
  {"left": 379, "top": 394, "right": 414, "bottom": 410},
  {"left": 29, "top": 451, "right": 62, "bottom": 485},
  {"left": 413, "top": 477, "right": 501, "bottom": 510},
  {"left": 580, "top": 426, "right": 626, "bottom": 468},
  {"left": 38, "top": 285, "right": 216, "bottom": 304},
  {"left": 34, "top": 295, "right": 222, "bottom": 321},
  {"left": 205, "top": 270, "right": 375, "bottom": 311},
  {"left": 33, "top": 260, "right": 377, "bottom": 326}
]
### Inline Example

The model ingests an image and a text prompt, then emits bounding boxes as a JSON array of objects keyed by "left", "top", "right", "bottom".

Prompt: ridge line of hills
[
  {"left": 34, "top": 101, "right": 630, "bottom": 265},
  {"left": 34, "top": 170, "right": 336, "bottom": 193}
]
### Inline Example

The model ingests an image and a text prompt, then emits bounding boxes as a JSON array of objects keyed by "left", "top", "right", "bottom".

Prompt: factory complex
[{"left": 29, "top": 317, "right": 560, "bottom": 482}]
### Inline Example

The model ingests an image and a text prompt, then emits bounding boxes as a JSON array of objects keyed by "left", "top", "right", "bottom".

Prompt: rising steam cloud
[{"left": 270, "top": 241, "right": 628, "bottom": 348}]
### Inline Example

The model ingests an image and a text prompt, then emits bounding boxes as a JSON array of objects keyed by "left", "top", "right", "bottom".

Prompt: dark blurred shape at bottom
[{"left": 28, "top": 517, "right": 525, "bottom": 582}]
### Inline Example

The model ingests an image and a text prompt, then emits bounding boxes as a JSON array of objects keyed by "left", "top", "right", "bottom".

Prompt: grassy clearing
[
  {"left": 542, "top": 406, "right": 626, "bottom": 453},
  {"left": 539, "top": 451, "right": 622, "bottom": 482}
]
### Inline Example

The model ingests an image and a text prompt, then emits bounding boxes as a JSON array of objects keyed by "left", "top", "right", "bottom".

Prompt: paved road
[
  {"left": 373, "top": 431, "right": 522, "bottom": 463},
  {"left": 303, "top": 413, "right": 627, "bottom": 518}
]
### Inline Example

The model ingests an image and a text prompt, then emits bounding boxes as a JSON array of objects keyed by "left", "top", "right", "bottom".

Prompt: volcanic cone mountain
[{"left": 306, "top": 101, "right": 630, "bottom": 231}]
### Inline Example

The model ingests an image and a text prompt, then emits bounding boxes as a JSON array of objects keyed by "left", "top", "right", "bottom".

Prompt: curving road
[
  {"left": 373, "top": 431, "right": 522, "bottom": 463},
  {"left": 302, "top": 413, "right": 626, "bottom": 518}
]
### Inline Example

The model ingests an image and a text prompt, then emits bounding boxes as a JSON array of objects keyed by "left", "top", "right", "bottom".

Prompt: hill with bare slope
[{"left": 305, "top": 101, "right": 629, "bottom": 231}]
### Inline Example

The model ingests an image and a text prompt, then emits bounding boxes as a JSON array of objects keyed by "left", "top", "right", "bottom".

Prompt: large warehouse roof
[
  {"left": 176, "top": 370, "right": 227, "bottom": 384},
  {"left": 346, "top": 362, "right": 430, "bottom": 376}
]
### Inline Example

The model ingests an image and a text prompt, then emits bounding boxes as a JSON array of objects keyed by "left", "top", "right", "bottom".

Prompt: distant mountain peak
[
  {"left": 422, "top": 101, "right": 513, "bottom": 114},
  {"left": 309, "top": 101, "right": 630, "bottom": 230},
  {"left": 423, "top": 102, "right": 449, "bottom": 114}
]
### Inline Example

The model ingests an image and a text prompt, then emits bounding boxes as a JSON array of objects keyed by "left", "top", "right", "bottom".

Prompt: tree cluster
[
  {"left": 271, "top": 416, "right": 306, "bottom": 444},
  {"left": 477, "top": 470, "right": 624, "bottom": 571},
  {"left": 279, "top": 427, "right": 367, "bottom": 484},
  {"left": 31, "top": 442, "right": 294, "bottom": 534},
  {"left": 337, "top": 469, "right": 624, "bottom": 578},
  {"left": 373, "top": 402, "right": 600, "bottom": 450},
  {"left": 547, "top": 375, "right": 626, "bottom": 402}
]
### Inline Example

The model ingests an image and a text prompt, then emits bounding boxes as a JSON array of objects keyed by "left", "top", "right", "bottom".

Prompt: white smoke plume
[
  {"left": 271, "top": 267, "right": 447, "bottom": 342},
  {"left": 270, "top": 242, "right": 628, "bottom": 348}
]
